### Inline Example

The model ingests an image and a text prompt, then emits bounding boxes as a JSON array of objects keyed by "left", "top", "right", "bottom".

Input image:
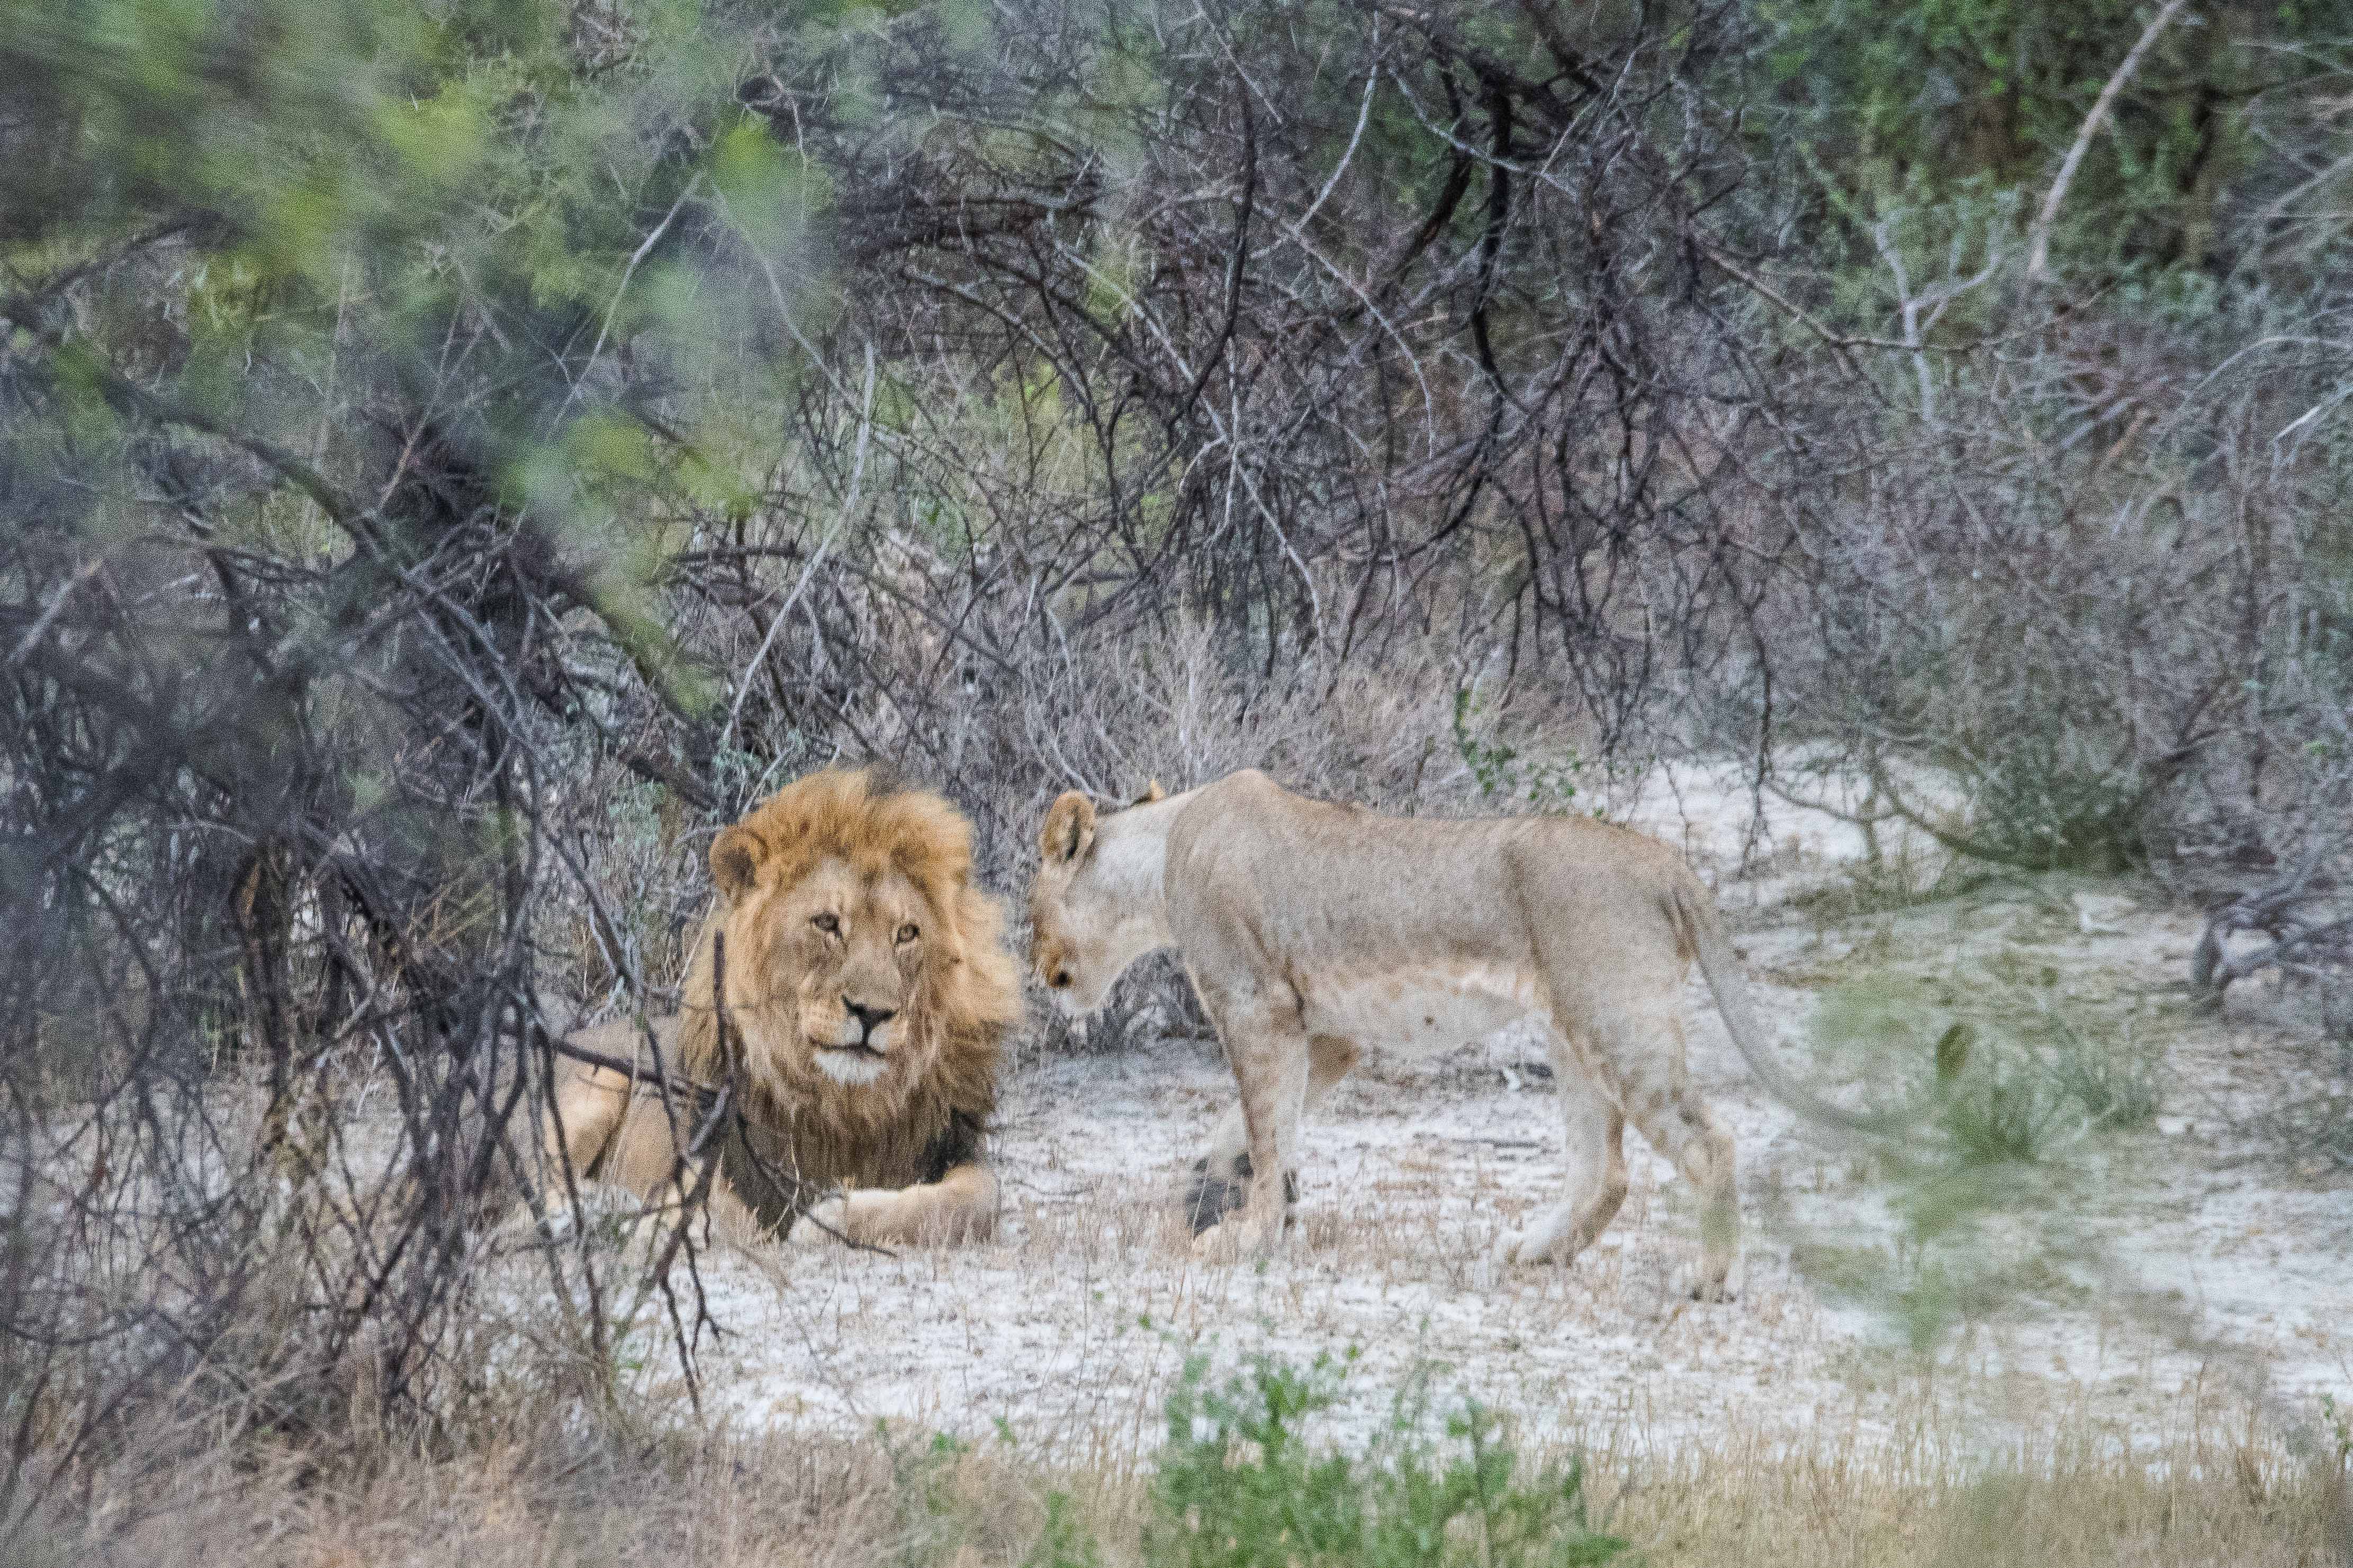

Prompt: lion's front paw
[
  {"left": 1493, "top": 1215, "right": 1589, "bottom": 1271},
  {"left": 1239, "top": 1208, "right": 1291, "bottom": 1259},
  {"left": 787, "top": 1194, "right": 849, "bottom": 1249}
]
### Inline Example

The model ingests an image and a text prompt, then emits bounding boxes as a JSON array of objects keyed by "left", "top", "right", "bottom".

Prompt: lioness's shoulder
[{"left": 1197, "top": 767, "right": 1281, "bottom": 801}]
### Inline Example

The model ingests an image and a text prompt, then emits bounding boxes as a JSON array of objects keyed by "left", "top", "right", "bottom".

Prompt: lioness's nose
[{"left": 844, "top": 1000, "right": 897, "bottom": 1039}]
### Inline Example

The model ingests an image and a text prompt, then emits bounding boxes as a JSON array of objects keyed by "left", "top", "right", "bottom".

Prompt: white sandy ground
[{"left": 585, "top": 763, "right": 2351, "bottom": 1464}]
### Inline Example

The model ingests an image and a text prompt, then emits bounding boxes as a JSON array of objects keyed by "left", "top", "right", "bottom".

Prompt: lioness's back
[{"left": 1165, "top": 770, "right": 1696, "bottom": 960}]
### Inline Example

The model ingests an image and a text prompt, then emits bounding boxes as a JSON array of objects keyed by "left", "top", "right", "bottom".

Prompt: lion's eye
[
  {"left": 896, "top": 923, "right": 920, "bottom": 944},
  {"left": 812, "top": 912, "right": 840, "bottom": 935}
]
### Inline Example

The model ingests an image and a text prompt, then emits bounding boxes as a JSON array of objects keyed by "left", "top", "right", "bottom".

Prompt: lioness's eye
[
  {"left": 812, "top": 912, "right": 840, "bottom": 935},
  {"left": 896, "top": 922, "right": 920, "bottom": 944}
]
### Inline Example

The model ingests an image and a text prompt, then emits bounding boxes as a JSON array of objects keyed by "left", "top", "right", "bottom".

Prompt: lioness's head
[
  {"left": 704, "top": 770, "right": 1015, "bottom": 1104},
  {"left": 1029, "top": 782, "right": 1170, "bottom": 1017}
]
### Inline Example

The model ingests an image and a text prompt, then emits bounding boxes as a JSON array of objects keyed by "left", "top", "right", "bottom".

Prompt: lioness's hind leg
[
  {"left": 1499, "top": 1045, "right": 1627, "bottom": 1268},
  {"left": 1602, "top": 1007, "right": 1738, "bottom": 1301}
]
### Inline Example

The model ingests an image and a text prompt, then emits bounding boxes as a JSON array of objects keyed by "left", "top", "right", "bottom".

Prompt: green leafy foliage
[
  {"left": 1143, "top": 1354, "right": 1628, "bottom": 1568},
  {"left": 1938, "top": 1053, "right": 2072, "bottom": 1165},
  {"left": 0, "top": 0, "right": 872, "bottom": 700},
  {"left": 1758, "top": 0, "right": 2312, "bottom": 272},
  {"left": 1452, "top": 691, "right": 1582, "bottom": 812},
  {"left": 1795, "top": 967, "right": 2175, "bottom": 1349}
]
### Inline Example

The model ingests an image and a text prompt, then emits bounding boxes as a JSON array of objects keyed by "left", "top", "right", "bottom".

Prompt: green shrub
[
  {"left": 1939, "top": 1061, "right": 2070, "bottom": 1166},
  {"left": 1142, "top": 1354, "right": 1628, "bottom": 1568}
]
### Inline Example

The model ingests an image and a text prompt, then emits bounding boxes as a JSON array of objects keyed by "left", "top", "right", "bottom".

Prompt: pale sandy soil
[{"left": 617, "top": 765, "right": 2351, "bottom": 1463}]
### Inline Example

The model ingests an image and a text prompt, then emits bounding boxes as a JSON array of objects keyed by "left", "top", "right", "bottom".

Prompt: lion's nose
[{"left": 844, "top": 1000, "right": 897, "bottom": 1041}]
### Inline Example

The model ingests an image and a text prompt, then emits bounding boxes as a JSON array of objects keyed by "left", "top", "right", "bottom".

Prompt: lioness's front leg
[
  {"left": 1185, "top": 1032, "right": 1358, "bottom": 1232},
  {"left": 1192, "top": 985, "right": 1312, "bottom": 1259},
  {"left": 787, "top": 1162, "right": 999, "bottom": 1249}
]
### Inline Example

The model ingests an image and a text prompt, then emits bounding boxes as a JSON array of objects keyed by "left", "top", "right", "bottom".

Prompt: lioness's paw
[
  {"left": 1672, "top": 1262, "right": 1738, "bottom": 1304},
  {"left": 1187, "top": 1209, "right": 1285, "bottom": 1264},
  {"left": 1239, "top": 1209, "right": 1292, "bottom": 1261},
  {"left": 1493, "top": 1222, "right": 1584, "bottom": 1271},
  {"left": 787, "top": 1194, "right": 849, "bottom": 1249}
]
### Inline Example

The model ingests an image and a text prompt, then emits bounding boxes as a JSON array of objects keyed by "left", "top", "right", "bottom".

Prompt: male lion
[
  {"left": 1029, "top": 769, "right": 1888, "bottom": 1300},
  {"left": 545, "top": 768, "right": 1021, "bottom": 1249}
]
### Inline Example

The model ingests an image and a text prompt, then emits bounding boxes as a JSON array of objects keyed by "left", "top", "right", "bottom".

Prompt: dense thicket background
[{"left": 3, "top": 0, "right": 2349, "bottom": 1522}]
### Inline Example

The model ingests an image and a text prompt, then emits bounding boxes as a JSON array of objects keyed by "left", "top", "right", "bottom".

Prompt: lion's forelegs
[
  {"left": 512, "top": 1058, "right": 633, "bottom": 1236},
  {"left": 535, "top": 1018, "right": 682, "bottom": 1210},
  {"left": 545, "top": 1062, "right": 627, "bottom": 1177},
  {"left": 594, "top": 1093, "right": 767, "bottom": 1250},
  {"left": 787, "top": 1162, "right": 999, "bottom": 1249},
  {"left": 518, "top": 1073, "right": 767, "bottom": 1257},
  {"left": 1186, "top": 1032, "right": 1357, "bottom": 1233}
]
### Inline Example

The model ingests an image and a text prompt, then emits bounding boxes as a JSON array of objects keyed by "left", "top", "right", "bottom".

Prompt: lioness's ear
[
  {"left": 710, "top": 824, "right": 768, "bottom": 904},
  {"left": 1040, "top": 791, "right": 1097, "bottom": 865},
  {"left": 1133, "top": 778, "right": 1166, "bottom": 805}
]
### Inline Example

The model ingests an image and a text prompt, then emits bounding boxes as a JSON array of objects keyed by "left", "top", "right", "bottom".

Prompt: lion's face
[{"left": 711, "top": 828, "right": 946, "bottom": 1095}]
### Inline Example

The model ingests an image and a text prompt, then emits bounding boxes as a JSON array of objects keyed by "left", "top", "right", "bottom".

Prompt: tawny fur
[
  {"left": 546, "top": 768, "right": 1022, "bottom": 1250},
  {"left": 1029, "top": 769, "right": 1877, "bottom": 1301}
]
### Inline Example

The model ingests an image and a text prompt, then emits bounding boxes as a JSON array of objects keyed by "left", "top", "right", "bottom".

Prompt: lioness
[
  {"left": 1030, "top": 769, "right": 1882, "bottom": 1300},
  {"left": 545, "top": 768, "right": 1022, "bottom": 1249}
]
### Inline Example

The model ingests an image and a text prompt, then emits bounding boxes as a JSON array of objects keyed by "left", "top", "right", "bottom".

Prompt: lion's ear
[
  {"left": 710, "top": 824, "right": 768, "bottom": 904},
  {"left": 1139, "top": 779, "right": 1166, "bottom": 804},
  {"left": 1040, "top": 791, "right": 1097, "bottom": 865}
]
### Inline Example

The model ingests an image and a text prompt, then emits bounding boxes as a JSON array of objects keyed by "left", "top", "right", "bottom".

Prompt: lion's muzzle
[
  {"left": 844, "top": 999, "right": 897, "bottom": 1047},
  {"left": 813, "top": 995, "right": 898, "bottom": 1085}
]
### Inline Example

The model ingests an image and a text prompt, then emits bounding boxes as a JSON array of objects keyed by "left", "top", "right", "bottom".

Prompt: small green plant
[
  {"left": 1451, "top": 691, "right": 1583, "bottom": 812},
  {"left": 1807, "top": 977, "right": 2161, "bottom": 1162},
  {"left": 1143, "top": 1353, "right": 1627, "bottom": 1568},
  {"left": 2038, "top": 1010, "right": 2161, "bottom": 1131},
  {"left": 1024, "top": 1490, "right": 1104, "bottom": 1568},
  {"left": 1939, "top": 1053, "right": 2069, "bottom": 1165}
]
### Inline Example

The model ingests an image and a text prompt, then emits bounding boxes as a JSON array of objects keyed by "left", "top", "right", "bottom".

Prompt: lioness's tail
[{"left": 1671, "top": 879, "right": 1904, "bottom": 1137}]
